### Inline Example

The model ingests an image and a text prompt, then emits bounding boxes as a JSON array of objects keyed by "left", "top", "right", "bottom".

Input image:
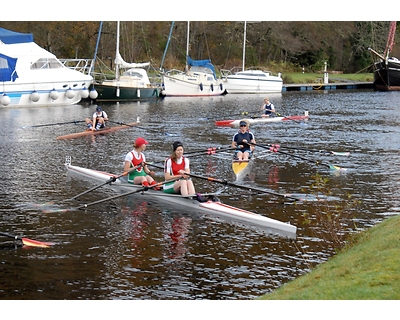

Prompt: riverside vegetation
[{"left": 259, "top": 175, "right": 400, "bottom": 300}]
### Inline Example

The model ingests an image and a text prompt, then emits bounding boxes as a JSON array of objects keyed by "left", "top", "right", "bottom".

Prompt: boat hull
[
  {"left": 373, "top": 59, "right": 400, "bottom": 91},
  {"left": 92, "top": 83, "right": 160, "bottom": 101},
  {"left": 216, "top": 112, "right": 309, "bottom": 127},
  {"left": 223, "top": 70, "right": 283, "bottom": 94},
  {"left": 57, "top": 122, "right": 139, "bottom": 140},
  {"left": 65, "top": 162, "right": 296, "bottom": 236},
  {"left": 0, "top": 33, "right": 93, "bottom": 108},
  {"left": 162, "top": 73, "right": 225, "bottom": 97}
]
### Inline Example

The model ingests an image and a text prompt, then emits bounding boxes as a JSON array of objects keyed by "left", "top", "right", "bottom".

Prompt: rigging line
[{"left": 202, "top": 21, "right": 211, "bottom": 60}]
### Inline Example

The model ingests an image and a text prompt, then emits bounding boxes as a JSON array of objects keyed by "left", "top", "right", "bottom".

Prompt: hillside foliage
[{"left": 0, "top": 21, "right": 396, "bottom": 74}]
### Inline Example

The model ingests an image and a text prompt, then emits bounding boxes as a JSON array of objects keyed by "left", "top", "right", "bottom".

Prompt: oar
[
  {"left": 146, "top": 163, "right": 302, "bottom": 201},
  {"left": 108, "top": 120, "right": 178, "bottom": 137},
  {"left": 22, "top": 120, "right": 85, "bottom": 129},
  {"left": 255, "top": 143, "right": 345, "bottom": 171},
  {"left": 70, "top": 164, "right": 143, "bottom": 200},
  {"left": 0, "top": 231, "right": 55, "bottom": 248},
  {"left": 184, "top": 146, "right": 236, "bottom": 157},
  {"left": 271, "top": 144, "right": 350, "bottom": 156},
  {"left": 43, "top": 177, "right": 181, "bottom": 213}
]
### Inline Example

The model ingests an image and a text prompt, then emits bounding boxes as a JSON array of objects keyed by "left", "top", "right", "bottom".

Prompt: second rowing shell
[{"left": 56, "top": 122, "right": 139, "bottom": 140}]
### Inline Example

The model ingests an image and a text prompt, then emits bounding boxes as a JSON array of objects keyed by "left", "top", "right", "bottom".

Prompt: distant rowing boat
[
  {"left": 215, "top": 111, "right": 309, "bottom": 127},
  {"left": 56, "top": 121, "right": 139, "bottom": 140},
  {"left": 65, "top": 158, "right": 296, "bottom": 237}
]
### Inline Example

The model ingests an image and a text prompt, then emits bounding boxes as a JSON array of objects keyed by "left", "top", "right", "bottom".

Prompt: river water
[{"left": 1, "top": 89, "right": 399, "bottom": 303}]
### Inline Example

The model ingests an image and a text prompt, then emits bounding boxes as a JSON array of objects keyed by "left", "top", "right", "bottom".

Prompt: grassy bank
[{"left": 259, "top": 214, "right": 400, "bottom": 300}]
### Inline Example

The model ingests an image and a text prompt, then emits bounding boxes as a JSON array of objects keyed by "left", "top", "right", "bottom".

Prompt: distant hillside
[{"left": 0, "top": 21, "right": 395, "bottom": 74}]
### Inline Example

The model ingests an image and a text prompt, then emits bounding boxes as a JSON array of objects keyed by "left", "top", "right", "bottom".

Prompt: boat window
[
  {"left": 0, "top": 57, "right": 9, "bottom": 69},
  {"left": 31, "top": 58, "right": 63, "bottom": 70},
  {"left": 122, "top": 70, "right": 143, "bottom": 78},
  {"left": 190, "top": 66, "right": 213, "bottom": 75}
]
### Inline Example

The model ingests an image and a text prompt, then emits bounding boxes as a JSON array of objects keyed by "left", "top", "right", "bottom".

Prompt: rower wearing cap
[
  {"left": 124, "top": 137, "right": 157, "bottom": 188},
  {"left": 231, "top": 119, "right": 256, "bottom": 161},
  {"left": 85, "top": 105, "right": 109, "bottom": 131}
]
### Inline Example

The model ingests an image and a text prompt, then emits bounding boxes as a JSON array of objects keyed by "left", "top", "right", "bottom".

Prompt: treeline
[{"left": 0, "top": 21, "right": 395, "bottom": 73}]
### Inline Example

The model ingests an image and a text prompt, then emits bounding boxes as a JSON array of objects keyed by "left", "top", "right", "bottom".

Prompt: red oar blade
[{"left": 21, "top": 237, "right": 55, "bottom": 248}]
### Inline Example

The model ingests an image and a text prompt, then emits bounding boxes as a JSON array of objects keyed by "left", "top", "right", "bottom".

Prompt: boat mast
[
  {"left": 186, "top": 21, "right": 190, "bottom": 72},
  {"left": 115, "top": 21, "right": 120, "bottom": 80},
  {"left": 89, "top": 21, "right": 103, "bottom": 77},
  {"left": 160, "top": 21, "right": 175, "bottom": 71},
  {"left": 242, "top": 21, "right": 247, "bottom": 71},
  {"left": 384, "top": 21, "right": 396, "bottom": 59}
]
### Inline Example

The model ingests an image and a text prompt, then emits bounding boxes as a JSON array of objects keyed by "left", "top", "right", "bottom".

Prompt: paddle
[
  {"left": 146, "top": 163, "right": 302, "bottom": 201},
  {"left": 0, "top": 231, "right": 55, "bottom": 248},
  {"left": 22, "top": 120, "right": 85, "bottom": 129},
  {"left": 108, "top": 120, "right": 179, "bottom": 137},
  {"left": 43, "top": 177, "right": 181, "bottom": 213},
  {"left": 70, "top": 164, "right": 143, "bottom": 200},
  {"left": 271, "top": 144, "right": 350, "bottom": 156},
  {"left": 255, "top": 143, "right": 345, "bottom": 171}
]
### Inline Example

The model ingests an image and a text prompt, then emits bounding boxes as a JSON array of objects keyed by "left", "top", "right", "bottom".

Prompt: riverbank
[{"left": 259, "top": 214, "right": 400, "bottom": 300}]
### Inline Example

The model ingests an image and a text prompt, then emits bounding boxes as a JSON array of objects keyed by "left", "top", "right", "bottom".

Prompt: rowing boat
[
  {"left": 215, "top": 111, "right": 309, "bottom": 127},
  {"left": 65, "top": 158, "right": 296, "bottom": 237},
  {"left": 57, "top": 119, "right": 140, "bottom": 140}
]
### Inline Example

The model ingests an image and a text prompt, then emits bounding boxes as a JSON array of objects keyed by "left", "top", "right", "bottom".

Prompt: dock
[{"left": 283, "top": 81, "right": 374, "bottom": 91}]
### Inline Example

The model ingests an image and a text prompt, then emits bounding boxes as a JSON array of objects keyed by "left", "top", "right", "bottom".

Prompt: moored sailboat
[
  {"left": 91, "top": 21, "right": 160, "bottom": 102},
  {"left": 221, "top": 21, "right": 283, "bottom": 94},
  {"left": 368, "top": 21, "right": 400, "bottom": 91},
  {"left": 160, "top": 22, "right": 225, "bottom": 97}
]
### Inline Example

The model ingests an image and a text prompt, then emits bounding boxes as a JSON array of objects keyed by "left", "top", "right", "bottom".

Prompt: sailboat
[
  {"left": 221, "top": 21, "right": 283, "bottom": 94},
  {"left": 91, "top": 21, "right": 160, "bottom": 101},
  {"left": 161, "top": 22, "right": 225, "bottom": 97},
  {"left": 368, "top": 21, "right": 400, "bottom": 91}
]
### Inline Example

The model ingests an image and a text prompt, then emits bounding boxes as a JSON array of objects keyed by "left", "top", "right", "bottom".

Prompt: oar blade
[{"left": 21, "top": 237, "right": 55, "bottom": 248}]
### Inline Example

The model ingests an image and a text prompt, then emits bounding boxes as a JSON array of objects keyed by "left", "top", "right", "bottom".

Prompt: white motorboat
[
  {"left": 0, "top": 27, "right": 95, "bottom": 107},
  {"left": 222, "top": 69, "right": 283, "bottom": 94}
]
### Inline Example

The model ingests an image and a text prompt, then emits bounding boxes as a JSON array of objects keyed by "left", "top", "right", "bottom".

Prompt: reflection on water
[{"left": 1, "top": 90, "right": 400, "bottom": 300}]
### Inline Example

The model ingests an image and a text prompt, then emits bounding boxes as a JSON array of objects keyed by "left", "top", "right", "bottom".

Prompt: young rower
[
  {"left": 124, "top": 137, "right": 157, "bottom": 188},
  {"left": 231, "top": 120, "right": 256, "bottom": 161},
  {"left": 164, "top": 141, "right": 207, "bottom": 202},
  {"left": 260, "top": 97, "right": 276, "bottom": 117},
  {"left": 85, "top": 106, "right": 108, "bottom": 131}
]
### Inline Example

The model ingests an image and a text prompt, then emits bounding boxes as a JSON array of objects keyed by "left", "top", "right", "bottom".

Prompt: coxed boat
[
  {"left": 215, "top": 111, "right": 309, "bottom": 127},
  {"left": 57, "top": 119, "right": 140, "bottom": 140},
  {"left": 65, "top": 158, "right": 296, "bottom": 237}
]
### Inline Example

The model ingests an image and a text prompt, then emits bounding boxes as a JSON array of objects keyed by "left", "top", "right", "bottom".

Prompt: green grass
[
  {"left": 282, "top": 73, "right": 373, "bottom": 84},
  {"left": 258, "top": 214, "right": 400, "bottom": 300}
]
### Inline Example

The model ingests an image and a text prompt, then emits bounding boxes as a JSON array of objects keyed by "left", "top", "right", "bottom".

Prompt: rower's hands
[{"left": 178, "top": 169, "right": 189, "bottom": 179}]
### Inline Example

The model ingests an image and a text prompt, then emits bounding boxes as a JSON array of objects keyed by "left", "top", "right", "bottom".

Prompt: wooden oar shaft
[{"left": 146, "top": 163, "right": 300, "bottom": 201}]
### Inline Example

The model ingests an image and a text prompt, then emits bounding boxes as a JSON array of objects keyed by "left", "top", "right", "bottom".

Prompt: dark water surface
[{"left": 1, "top": 90, "right": 399, "bottom": 303}]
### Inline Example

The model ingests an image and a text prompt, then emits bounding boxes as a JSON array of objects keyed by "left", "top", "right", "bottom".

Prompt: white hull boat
[
  {"left": 0, "top": 27, "right": 94, "bottom": 108},
  {"left": 222, "top": 69, "right": 283, "bottom": 94},
  {"left": 65, "top": 159, "right": 296, "bottom": 237},
  {"left": 216, "top": 111, "right": 309, "bottom": 127}
]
